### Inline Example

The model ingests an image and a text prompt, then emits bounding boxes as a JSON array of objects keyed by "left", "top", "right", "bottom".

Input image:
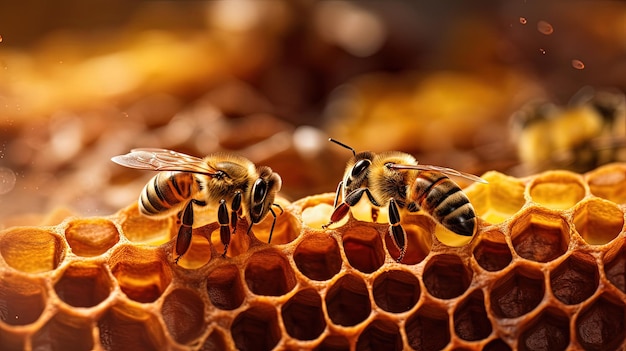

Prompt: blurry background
[{"left": 0, "top": 0, "right": 625, "bottom": 226}]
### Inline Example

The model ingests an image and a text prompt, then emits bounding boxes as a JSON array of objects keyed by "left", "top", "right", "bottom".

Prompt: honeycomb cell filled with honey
[{"left": 1, "top": 164, "right": 626, "bottom": 351}]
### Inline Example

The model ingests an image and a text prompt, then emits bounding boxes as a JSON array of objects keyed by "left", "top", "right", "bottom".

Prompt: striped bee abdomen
[
  {"left": 409, "top": 171, "right": 476, "bottom": 237},
  {"left": 139, "top": 171, "right": 196, "bottom": 216}
]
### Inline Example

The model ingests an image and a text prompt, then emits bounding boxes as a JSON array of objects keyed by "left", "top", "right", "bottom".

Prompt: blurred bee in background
[
  {"left": 511, "top": 87, "right": 626, "bottom": 174},
  {"left": 323, "top": 139, "right": 487, "bottom": 262},
  {"left": 112, "top": 149, "right": 282, "bottom": 262}
]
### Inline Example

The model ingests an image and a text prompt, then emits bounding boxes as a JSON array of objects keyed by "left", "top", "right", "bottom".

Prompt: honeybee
[
  {"left": 323, "top": 139, "right": 486, "bottom": 262},
  {"left": 111, "top": 148, "right": 282, "bottom": 262}
]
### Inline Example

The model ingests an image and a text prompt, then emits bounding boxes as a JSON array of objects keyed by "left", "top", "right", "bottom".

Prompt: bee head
[
  {"left": 344, "top": 151, "right": 374, "bottom": 189},
  {"left": 249, "top": 167, "right": 282, "bottom": 223}
]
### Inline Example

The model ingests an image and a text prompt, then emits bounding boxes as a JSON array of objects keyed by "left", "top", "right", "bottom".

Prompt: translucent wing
[
  {"left": 387, "top": 163, "right": 488, "bottom": 184},
  {"left": 111, "top": 148, "right": 217, "bottom": 175}
]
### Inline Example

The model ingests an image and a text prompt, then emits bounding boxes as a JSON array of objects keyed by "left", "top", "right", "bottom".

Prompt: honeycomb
[{"left": 1, "top": 163, "right": 626, "bottom": 351}]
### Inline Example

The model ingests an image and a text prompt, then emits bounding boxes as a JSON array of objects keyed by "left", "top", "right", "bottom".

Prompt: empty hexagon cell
[
  {"left": 54, "top": 262, "right": 113, "bottom": 308},
  {"left": 573, "top": 198, "right": 624, "bottom": 245},
  {"left": 519, "top": 308, "right": 570, "bottom": 351},
  {"left": 575, "top": 293, "right": 625, "bottom": 350},
  {"left": 250, "top": 198, "right": 301, "bottom": 245},
  {"left": 453, "top": 289, "right": 492, "bottom": 341},
  {"left": 206, "top": 264, "right": 245, "bottom": 310},
  {"left": 281, "top": 288, "right": 325, "bottom": 341},
  {"left": 586, "top": 163, "right": 626, "bottom": 204},
  {"left": 109, "top": 245, "right": 172, "bottom": 303},
  {"left": 161, "top": 288, "right": 206, "bottom": 345},
  {"left": 31, "top": 312, "right": 94, "bottom": 351},
  {"left": 472, "top": 230, "right": 512, "bottom": 272},
  {"left": 510, "top": 208, "right": 570, "bottom": 263},
  {"left": 98, "top": 302, "right": 167, "bottom": 351},
  {"left": 293, "top": 233, "right": 342, "bottom": 281},
  {"left": 489, "top": 267, "right": 544, "bottom": 319},
  {"left": 356, "top": 318, "right": 403, "bottom": 351},
  {"left": 342, "top": 225, "right": 385, "bottom": 273},
  {"left": 0, "top": 277, "right": 47, "bottom": 326},
  {"left": 0, "top": 227, "right": 64, "bottom": 273},
  {"left": 325, "top": 274, "right": 371, "bottom": 327},
  {"left": 200, "top": 327, "right": 230, "bottom": 351},
  {"left": 244, "top": 249, "right": 296, "bottom": 296},
  {"left": 405, "top": 305, "right": 450, "bottom": 351},
  {"left": 549, "top": 252, "right": 598, "bottom": 305},
  {"left": 604, "top": 242, "right": 626, "bottom": 293},
  {"left": 465, "top": 171, "right": 526, "bottom": 224},
  {"left": 231, "top": 303, "right": 281, "bottom": 351},
  {"left": 65, "top": 218, "right": 120, "bottom": 256},
  {"left": 528, "top": 171, "right": 586, "bottom": 210},
  {"left": 386, "top": 216, "right": 433, "bottom": 265},
  {"left": 373, "top": 269, "right": 420, "bottom": 313},
  {"left": 422, "top": 254, "right": 472, "bottom": 299}
]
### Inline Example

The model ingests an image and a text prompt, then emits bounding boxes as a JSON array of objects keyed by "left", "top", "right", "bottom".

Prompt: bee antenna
[{"left": 329, "top": 138, "right": 356, "bottom": 157}]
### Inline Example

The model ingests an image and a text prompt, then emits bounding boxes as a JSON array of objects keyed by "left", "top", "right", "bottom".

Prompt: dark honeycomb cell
[
  {"left": 473, "top": 230, "right": 512, "bottom": 272},
  {"left": 161, "top": 289, "right": 206, "bottom": 345},
  {"left": 519, "top": 308, "right": 570, "bottom": 351},
  {"left": 315, "top": 335, "right": 350, "bottom": 351},
  {"left": 490, "top": 267, "right": 545, "bottom": 318},
  {"left": 550, "top": 252, "right": 598, "bottom": 305},
  {"left": 405, "top": 305, "right": 450, "bottom": 351},
  {"left": 510, "top": 208, "right": 570, "bottom": 263},
  {"left": 373, "top": 269, "right": 420, "bottom": 313},
  {"left": 0, "top": 227, "right": 64, "bottom": 273},
  {"left": 422, "top": 254, "right": 472, "bottom": 299},
  {"left": 342, "top": 225, "right": 385, "bottom": 273},
  {"left": 587, "top": 164, "right": 626, "bottom": 204},
  {"left": 31, "top": 312, "right": 94, "bottom": 351},
  {"left": 0, "top": 278, "right": 47, "bottom": 326},
  {"left": 293, "top": 234, "right": 342, "bottom": 281},
  {"left": 528, "top": 171, "right": 586, "bottom": 210},
  {"left": 98, "top": 303, "right": 167, "bottom": 351},
  {"left": 200, "top": 328, "right": 229, "bottom": 351},
  {"left": 54, "top": 263, "right": 112, "bottom": 308},
  {"left": 576, "top": 294, "right": 625, "bottom": 351},
  {"left": 604, "top": 244, "right": 626, "bottom": 293},
  {"left": 110, "top": 245, "right": 172, "bottom": 303},
  {"left": 573, "top": 198, "right": 624, "bottom": 245},
  {"left": 484, "top": 338, "right": 513, "bottom": 351},
  {"left": 244, "top": 249, "right": 296, "bottom": 296},
  {"left": 281, "top": 288, "right": 325, "bottom": 341},
  {"left": 206, "top": 264, "right": 245, "bottom": 310},
  {"left": 65, "top": 218, "right": 120, "bottom": 257},
  {"left": 385, "top": 216, "right": 434, "bottom": 265},
  {"left": 453, "top": 290, "right": 491, "bottom": 341},
  {"left": 356, "top": 318, "right": 403, "bottom": 351},
  {"left": 325, "top": 274, "right": 371, "bottom": 327},
  {"left": 231, "top": 304, "right": 281, "bottom": 351}
]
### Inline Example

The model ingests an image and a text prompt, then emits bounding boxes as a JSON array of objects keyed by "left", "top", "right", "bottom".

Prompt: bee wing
[
  {"left": 111, "top": 148, "right": 217, "bottom": 175},
  {"left": 388, "top": 163, "right": 488, "bottom": 184}
]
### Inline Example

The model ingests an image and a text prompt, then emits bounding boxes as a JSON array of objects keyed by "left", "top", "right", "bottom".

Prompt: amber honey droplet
[
  {"left": 537, "top": 20, "right": 554, "bottom": 35},
  {"left": 572, "top": 59, "right": 585, "bottom": 70}
]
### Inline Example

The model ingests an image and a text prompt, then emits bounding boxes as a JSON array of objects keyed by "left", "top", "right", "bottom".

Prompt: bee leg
[
  {"left": 388, "top": 199, "right": 407, "bottom": 262},
  {"left": 230, "top": 191, "right": 242, "bottom": 234},
  {"left": 323, "top": 187, "right": 380, "bottom": 228},
  {"left": 174, "top": 200, "right": 196, "bottom": 264},
  {"left": 331, "top": 181, "right": 343, "bottom": 208},
  {"left": 218, "top": 199, "right": 231, "bottom": 257}
]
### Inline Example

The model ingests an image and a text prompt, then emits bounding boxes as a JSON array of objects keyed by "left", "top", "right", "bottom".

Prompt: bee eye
[
  {"left": 351, "top": 159, "right": 370, "bottom": 177},
  {"left": 252, "top": 179, "right": 267, "bottom": 204}
]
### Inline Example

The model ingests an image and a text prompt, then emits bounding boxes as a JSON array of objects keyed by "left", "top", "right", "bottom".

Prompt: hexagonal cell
[
  {"left": 315, "top": 335, "right": 350, "bottom": 351},
  {"left": 473, "top": 230, "right": 512, "bottom": 272},
  {"left": 453, "top": 289, "right": 491, "bottom": 341},
  {"left": 356, "top": 318, "right": 403, "bottom": 351},
  {"left": 120, "top": 204, "right": 173, "bottom": 246},
  {"left": 161, "top": 288, "right": 206, "bottom": 345},
  {"left": 110, "top": 245, "right": 172, "bottom": 303},
  {"left": 325, "top": 274, "right": 371, "bottom": 327},
  {"left": 98, "top": 302, "right": 167, "bottom": 351},
  {"left": 385, "top": 216, "right": 434, "bottom": 265},
  {"left": 489, "top": 267, "right": 545, "bottom": 319},
  {"left": 31, "top": 312, "right": 94, "bottom": 351},
  {"left": 586, "top": 163, "right": 626, "bottom": 204},
  {"left": 604, "top": 243, "right": 626, "bottom": 293},
  {"left": 550, "top": 252, "right": 598, "bottom": 305},
  {"left": 174, "top": 232, "right": 212, "bottom": 269},
  {"left": 342, "top": 225, "right": 385, "bottom": 273},
  {"left": 510, "top": 208, "right": 570, "bottom": 263},
  {"left": 528, "top": 171, "right": 586, "bottom": 210},
  {"left": 519, "top": 308, "right": 570, "bottom": 351},
  {"left": 206, "top": 264, "right": 245, "bottom": 310},
  {"left": 423, "top": 254, "right": 472, "bottom": 299},
  {"left": 281, "top": 288, "right": 325, "bottom": 341},
  {"left": 405, "top": 305, "right": 450, "bottom": 351},
  {"left": 0, "top": 277, "right": 46, "bottom": 326},
  {"left": 65, "top": 218, "right": 120, "bottom": 257},
  {"left": 250, "top": 197, "right": 301, "bottom": 245},
  {"left": 244, "top": 249, "right": 296, "bottom": 296},
  {"left": 575, "top": 293, "right": 625, "bottom": 351},
  {"left": 464, "top": 171, "right": 526, "bottom": 224},
  {"left": 231, "top": 304, "right": 281, "bottom": 351},
  {"left": 484, "top": 339, "right": 513, "bottom": 351},
  {"left": 373, "top": 269, "right": 420, "bottom": 313},
  {"left": 0, "top": 227, "right": 64, "bottom": 273},
  {"left": 54, "top": 262, "right": 113, "bottom": 308},
  {"left": 293, "top": 233, "right": 342, "bottom": 281},
  {"left": 573, "top": 198, "right": 624, "bottom": 245},
  {"left": 200, "top": 327, "right": 229, "bottom": 351}
]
